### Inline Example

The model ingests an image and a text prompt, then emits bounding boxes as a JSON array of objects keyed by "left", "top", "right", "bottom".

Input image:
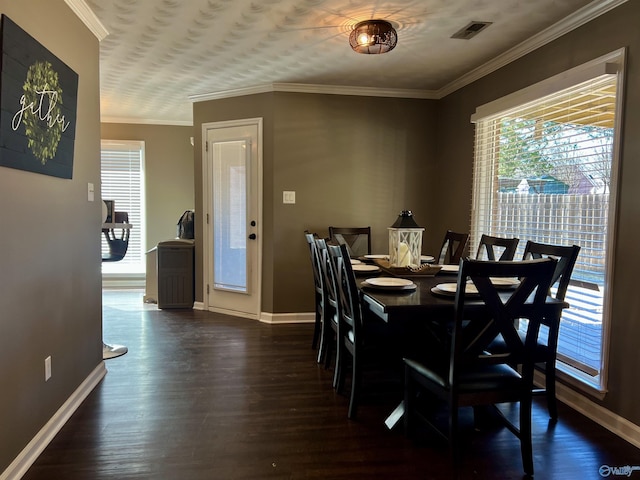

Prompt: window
[
  {"left": 470, "top": 50, "right": 625, "bottom": 394},
  {"left": 101, "top": 140, "right": 145, "bottom": 276}
]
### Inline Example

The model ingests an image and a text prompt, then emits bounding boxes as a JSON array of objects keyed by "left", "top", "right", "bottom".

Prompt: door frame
[{"left": 201, "top": 117, "right": 263, "bottom": 319}]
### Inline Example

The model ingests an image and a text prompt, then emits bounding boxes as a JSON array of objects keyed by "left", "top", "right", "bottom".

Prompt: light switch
[
  {"left": 283, "top": 191, "right": 296, "bottom": 204},
  {"left": 88, "top": 182, "right": 94, "bottom": 202}
]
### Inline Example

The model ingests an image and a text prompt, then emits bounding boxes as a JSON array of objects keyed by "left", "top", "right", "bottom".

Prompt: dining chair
[
  {"left": 403, "top": 257, "right": 557, "bottom": 476},
  {"left": 489, "top": 240, "right": 581, "bottom": 419},
  {"left": 304, "top": 232, "right": 323, "bottom": 350},
  {"left": 328, "top": 226, "right": 372, "bottom": 258},
  {"left": 314, "top": 238, "right": 339, "bottom": 369},
  {"left": 475, "top": 233, "right": 519, "bottom": 261},
  {"left": 437, "top": 230, "right": 469, "bottom": 265},
  {"left": 102, "top": 212, "right": 130, "bottom": 262},
  {"left": 329, "top": 243, "right": 390, "bottom": 419}
]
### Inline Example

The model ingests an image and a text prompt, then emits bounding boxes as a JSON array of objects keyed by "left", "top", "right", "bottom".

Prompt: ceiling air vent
[{"left": 451, "top": 21, "right": 492, "bottom": 40}]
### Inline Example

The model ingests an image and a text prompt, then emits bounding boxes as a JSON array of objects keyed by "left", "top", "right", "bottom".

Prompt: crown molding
[
  {"left": 188, "top": 82, "right": 438, "bottom": 103},
  {"left": 101, "top": 116, "right": 193, "bottom": 127},
  {"left": 437, "top": 0, "right": 628, "bottom": 98},
  {"left": 64, "top": 0, "right": 109, "bottom": 40}
]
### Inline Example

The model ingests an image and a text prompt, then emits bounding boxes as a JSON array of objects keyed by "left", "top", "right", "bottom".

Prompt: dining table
[{"left": 356, "top": 264, "right": 568, "bottom": 429}]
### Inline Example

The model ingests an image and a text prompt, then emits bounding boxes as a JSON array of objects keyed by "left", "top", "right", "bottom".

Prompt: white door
[{"left": 203, "top": 118, "right": 262, "bottom": 319}]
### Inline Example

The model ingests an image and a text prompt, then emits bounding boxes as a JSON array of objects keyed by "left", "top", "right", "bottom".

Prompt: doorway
[{"left": 202, "top": 118, "right": 262, "bottom": 319}]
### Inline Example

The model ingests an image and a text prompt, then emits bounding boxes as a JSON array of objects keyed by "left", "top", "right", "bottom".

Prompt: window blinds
[
  {"left": 470, "top": 60, "right": 621, "bottom": 386},
  {"left": 101, "top": 140, "right": 145, "bottom": 275}
]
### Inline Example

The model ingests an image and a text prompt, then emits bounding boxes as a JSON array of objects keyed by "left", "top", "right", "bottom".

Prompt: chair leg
[
  {"left": 332, "top": 335, "right": 343, "bottom": 390},
  {"left": 520, "top": 395, "right": 534, "bottom": 476},
  {"left": 403, "top": 367, "right": 413, "bottom": 437},
  {"left": 546, "top": 359, "right": 558, "bottom": 420},
  {"left": 348, "top": 349, "right": 360, "bottom": 419},
  {"left": 311, "top": 309, "right": 321, "bottom": 350}
]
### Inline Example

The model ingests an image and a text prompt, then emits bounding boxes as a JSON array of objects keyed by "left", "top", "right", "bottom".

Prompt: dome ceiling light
[{"left": 349, "top": 20, "right": 397, "bottom": 54}]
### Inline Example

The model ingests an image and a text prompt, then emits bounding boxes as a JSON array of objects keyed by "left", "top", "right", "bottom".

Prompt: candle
[{"left": 398, "top": 241, "right": 411, "bottom": 267}]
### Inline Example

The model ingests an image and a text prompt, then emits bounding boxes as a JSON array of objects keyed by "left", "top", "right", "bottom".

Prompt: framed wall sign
[{"left": 0, "top": 15, "right": 78, "bottom": 179}]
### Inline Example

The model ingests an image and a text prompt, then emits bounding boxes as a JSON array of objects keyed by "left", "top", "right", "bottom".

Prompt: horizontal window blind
[
  {"left": 101, "top": 140, "right": 145, "bottom": 275},
  {"left": 471, "top": 57, "right": 622, "bottom": 389}
]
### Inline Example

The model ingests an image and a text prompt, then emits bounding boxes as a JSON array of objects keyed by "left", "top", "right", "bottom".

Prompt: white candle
[{"left": 398, "top": 241, "right": 411, "bottom": 267}]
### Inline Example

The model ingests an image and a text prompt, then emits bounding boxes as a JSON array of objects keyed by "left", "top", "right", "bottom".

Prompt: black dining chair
[
  {"left": 304, "top": 232, "right": 323, "bottom": 351},
  {"left": 314, "top": 238, "right": 339, "bottom": 369},
  {"left": 328, "top": 226, "right": 371, "bottom": 258},
  {"left": 102, "top": 212, "right": 130, "bottom": 262},
  {"left": 489, "top": 240, "right": 581, "bottom": 419},
  {"left": 403, "top": 257, "right": 557, "bottom": 477},
  {"left": 475, "top": 234, "right": 519, "bottom": 261},
  {"left": 437, "top": 230, "right": 469, "bottom": 265},
  {"left": 329, "top": 243, "right": 391, "bottom": 419}
]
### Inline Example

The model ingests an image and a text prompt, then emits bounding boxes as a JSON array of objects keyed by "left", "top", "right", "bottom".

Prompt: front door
[{"left": 203, "top": 118, "right": 262, "bottom": 319}]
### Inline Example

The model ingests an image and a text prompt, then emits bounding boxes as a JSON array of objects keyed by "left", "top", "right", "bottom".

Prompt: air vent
[{"left": 451, "top": 21, "right": 492, "bottom": 40}]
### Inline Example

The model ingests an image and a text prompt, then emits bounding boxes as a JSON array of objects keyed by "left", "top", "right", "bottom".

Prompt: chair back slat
[
  {"left": 329, "top": 226, "right": 371, "bottom": 258},
  {"left": 451, "top": 258, "right": 557, "bottom": 385},
  {"left": 437, "top": 230, "right": 469, "bottom": 265},
  {"left": 476, "top": 234, "right": 519, "bottom": 261}
]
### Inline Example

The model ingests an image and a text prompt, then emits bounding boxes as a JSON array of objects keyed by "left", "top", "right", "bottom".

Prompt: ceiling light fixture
[{"left": 349, "top": 20, "right": 397, "bottom": 54}]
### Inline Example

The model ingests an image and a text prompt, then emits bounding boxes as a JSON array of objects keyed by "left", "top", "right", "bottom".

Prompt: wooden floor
[{"left": 22, "top": 290, "right": 640, "bottom": 480}]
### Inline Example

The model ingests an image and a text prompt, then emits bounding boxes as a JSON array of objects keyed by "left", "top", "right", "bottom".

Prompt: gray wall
[
  {"left": 0, "top": 0, "right": 103, "bottom": 472},
  {"left": 193, "top": 92, "right": 437, "bottom": 313},
  {"left": 434, "top": 1, "right": 640, "bottom": 424},
  {"left": 101, "top": 123, "right": 195, "bottom": 250}
]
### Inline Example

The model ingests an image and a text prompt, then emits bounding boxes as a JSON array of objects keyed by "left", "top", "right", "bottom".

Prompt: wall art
[{"left": 0, "top": 15, "right": 78, "bottom": 179}]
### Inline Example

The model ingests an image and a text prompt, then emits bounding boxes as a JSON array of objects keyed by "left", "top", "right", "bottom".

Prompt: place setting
[
  {"left": 431, "top": 277, "right": 520, "bottom": 297},
  {"left": 361, "top": 277, "right": 417, "bottom": 291}
]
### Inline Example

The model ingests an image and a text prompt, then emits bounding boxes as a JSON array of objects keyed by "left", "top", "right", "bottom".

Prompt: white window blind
[
  {"left": 470, "top": 50, "right": 624, "bottom": 392},
  {"left": 101, "top": 140, "right": 145, "bottom": 275}
]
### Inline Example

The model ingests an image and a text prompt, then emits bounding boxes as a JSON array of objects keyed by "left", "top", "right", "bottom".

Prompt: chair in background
[
  {"left": 490, "top": 240, "right": 581, "bottom": 419},
  {"left": 328, "top": 226, "right": 371, "bottom": 258},
  {"left": 329, "top": 243, "right": 391, "bottom": 419},
  {"left": 403, "top": 257, "right": 557, "bottom": 476},
  {"left": 102, "top": 212, "right": 130, "bottom": 262},
  {"left": 475, "top": 234, "right": 519, "bottom": 261},
  {"left": 437, "top": 230, "right": 469, "bottom": 265},
  {"left": 304, "top": 232, "right": 323, "bottom": 350},
  {"left": 314, "top": 238, "right": 340, "bottom": 370}
]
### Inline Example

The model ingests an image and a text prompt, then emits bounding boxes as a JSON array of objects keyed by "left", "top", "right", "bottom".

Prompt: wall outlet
[{"left": 45, "top": 356, "right": 52, "bottom": 381}]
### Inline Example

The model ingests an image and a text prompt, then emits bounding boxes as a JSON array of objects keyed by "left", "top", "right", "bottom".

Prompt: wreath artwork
[{"left": 0, "top": 15, "right": 77, "bottom": 179}]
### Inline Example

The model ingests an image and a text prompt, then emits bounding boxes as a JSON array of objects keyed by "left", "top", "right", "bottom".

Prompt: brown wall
[
  {"left": 0, "top": 0, "right": 102, "bottom": 472},
  {"left": 193, "top": 92, "right": 437, "bottom": 313},
  {"left": 435, "top": 1, "right": 640, "bottom": 423},
  {"left": 100, "top": 123, "right": 195, "bottom": 250}
]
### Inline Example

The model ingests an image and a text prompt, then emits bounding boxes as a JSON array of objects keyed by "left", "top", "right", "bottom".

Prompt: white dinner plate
[
  {"left": 439, "top": 264, "right": 460, "bottom": 273},
  {"left": 352, "top": 264, "right": 381, "bottom": 273},
  {"left": 489, "top": 277, "right": 521, "bottom": 288},
  {"left": 364, "top": 254, "right": 389, "bottom": 260},
  {"left": 363, "top": 277, "right": 416, "bottom": 290},
  {"left": 432, "top": 282, "right": 479, "bottom": 296},
  {"left": 350, "top": 259, "right": 362, "bottom": 265},
  {"left": 420, "top": 255, "right": 435, "bottom": 263}
]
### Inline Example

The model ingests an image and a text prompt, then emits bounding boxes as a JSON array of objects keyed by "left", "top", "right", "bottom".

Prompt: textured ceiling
[{"left": 81, "top": 0, "right": 601, "bottom": 125}]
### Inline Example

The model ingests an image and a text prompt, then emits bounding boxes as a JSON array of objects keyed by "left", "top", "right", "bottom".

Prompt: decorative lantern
[{"left": 388, "top": 210, "right": 424, "bottom": 268}]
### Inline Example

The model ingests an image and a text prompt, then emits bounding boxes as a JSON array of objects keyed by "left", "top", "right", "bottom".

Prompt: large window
[
  {"left": 470, "top": 50, "right": 624, "bottom": 393},
  {"left": 101, "top": 140, "right": 145, "bottom": 276}
]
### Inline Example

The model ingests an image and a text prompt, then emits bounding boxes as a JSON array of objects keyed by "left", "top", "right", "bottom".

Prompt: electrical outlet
[{"left": 45, "top": 356, "right": 52, "bottom": 381}]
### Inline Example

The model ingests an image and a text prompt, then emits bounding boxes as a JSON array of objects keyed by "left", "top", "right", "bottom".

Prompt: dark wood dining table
[{"left": 357, "top": 270, "right": 568, "bottom": 429}]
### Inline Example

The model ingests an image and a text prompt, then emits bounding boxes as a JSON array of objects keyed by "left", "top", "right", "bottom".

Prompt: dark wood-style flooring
[{"left": 22, "top": 290, "right": 640, "bottom": 480}]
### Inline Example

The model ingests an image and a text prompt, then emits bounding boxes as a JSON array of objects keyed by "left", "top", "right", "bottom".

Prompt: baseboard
[
  {"left": 533, "top": 370, "right": 640, "bottom": 449},
  {"left": 259, "top": 312, "right": 315, "bottom": 324},
  {"left": 1, "top": 363, "right": 107, "bottom": 480},
  {"left": 555, "top": 380, "right": 640, "bottom": 449}
]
